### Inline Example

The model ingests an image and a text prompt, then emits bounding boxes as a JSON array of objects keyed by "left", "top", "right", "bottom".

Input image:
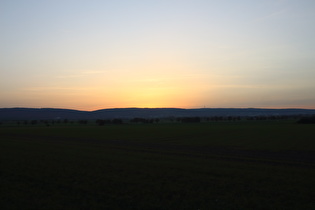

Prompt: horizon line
[{"left": 1, "top": 106, "right": 315, "bottom": 112}]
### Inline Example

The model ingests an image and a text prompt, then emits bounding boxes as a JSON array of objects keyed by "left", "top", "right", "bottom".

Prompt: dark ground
[{"left": 1, "top": 121, "right": 315, "bottom": 209}]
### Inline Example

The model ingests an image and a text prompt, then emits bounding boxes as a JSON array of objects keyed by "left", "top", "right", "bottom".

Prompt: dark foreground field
[{"left": 1, "top": 121, "right": 315, "bottom": 209}]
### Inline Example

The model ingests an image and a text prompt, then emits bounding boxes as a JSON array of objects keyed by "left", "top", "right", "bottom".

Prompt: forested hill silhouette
[{"left": 1, "top": 108, "right": 315, "bottom": 120}]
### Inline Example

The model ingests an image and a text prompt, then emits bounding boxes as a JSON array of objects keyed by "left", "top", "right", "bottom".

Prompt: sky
[{"left": 1, "top": 0, "right": 315, "bottom": 110}]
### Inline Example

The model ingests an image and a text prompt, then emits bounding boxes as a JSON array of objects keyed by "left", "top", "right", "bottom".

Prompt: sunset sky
[{"left": 1, "top": 0, "right": 315, "bottom": 110}]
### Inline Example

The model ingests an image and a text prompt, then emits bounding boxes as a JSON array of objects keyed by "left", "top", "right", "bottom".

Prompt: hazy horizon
[
  {"left": 1, "top": 0, "right": 315, "bottom": 110},
  {"left": 2, "top": 106, "right": 315, "bottom": 112}
]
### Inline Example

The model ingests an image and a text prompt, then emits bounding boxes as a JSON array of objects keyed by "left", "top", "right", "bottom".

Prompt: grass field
[{"left": 1, "top": 121, "right": 315, "bottom": 209}]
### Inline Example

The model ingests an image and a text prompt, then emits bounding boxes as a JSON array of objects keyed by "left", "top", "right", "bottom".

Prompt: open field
[{"left": 1, "top": 121, "right": 315, "bottom": 209}]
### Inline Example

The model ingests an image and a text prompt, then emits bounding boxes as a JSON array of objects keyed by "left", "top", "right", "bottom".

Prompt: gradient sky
[{"left": 1, "top": 0, "right": 315, "bottom": 110}]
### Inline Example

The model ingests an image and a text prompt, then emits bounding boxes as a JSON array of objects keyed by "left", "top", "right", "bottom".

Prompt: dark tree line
[
  {"left": 130, "top": 118, "right": 160, "bottom": 124},
  {"left": 2, "top": 114, "right": 313, "bottom": 127},
  {"left": 177, "top": 117, "right": 201, "bottom": 123},
  {"left": 297, "top": 116, "right": 315, "bottom": 124},
  {"left": 96, "top": 119, "right": 123, "bottom": 126}
]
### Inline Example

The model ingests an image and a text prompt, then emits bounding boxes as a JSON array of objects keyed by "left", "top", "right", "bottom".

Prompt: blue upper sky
[{"left": 1, "top": 0, "right": 315, "bottom": 110}]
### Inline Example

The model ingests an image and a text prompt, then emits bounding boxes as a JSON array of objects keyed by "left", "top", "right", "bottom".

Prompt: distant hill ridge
[{"left": 1, "top": 107, "right": 315, "bottom": 120}]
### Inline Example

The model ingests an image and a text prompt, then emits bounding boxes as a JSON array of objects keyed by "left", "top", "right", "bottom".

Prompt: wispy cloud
[
  {"left": 57, "top": 75, "right": 82, "bottom": 79},
  {"left": 56, "top": 70, "right": 104, "bottom": 79},
  {"left": 251, "top": 9, "right": 287, "bottom": 23},
  {"left": 23, "top": 86, "right": 96, "bottom": 92},
  {"left": 81, "top": 70, "right": 104, "bottom": 75}
]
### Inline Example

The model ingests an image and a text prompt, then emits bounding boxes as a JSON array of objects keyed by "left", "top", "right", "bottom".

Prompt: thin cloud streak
[
  {"left": 251, "top": 9, "right": 287, "bottom": 23},
  {"left": 23, "top": 86, "right": 97, "bottom": 92},
  {"left": 57, "top": 70, "right": 105, "bottom": 79}
]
